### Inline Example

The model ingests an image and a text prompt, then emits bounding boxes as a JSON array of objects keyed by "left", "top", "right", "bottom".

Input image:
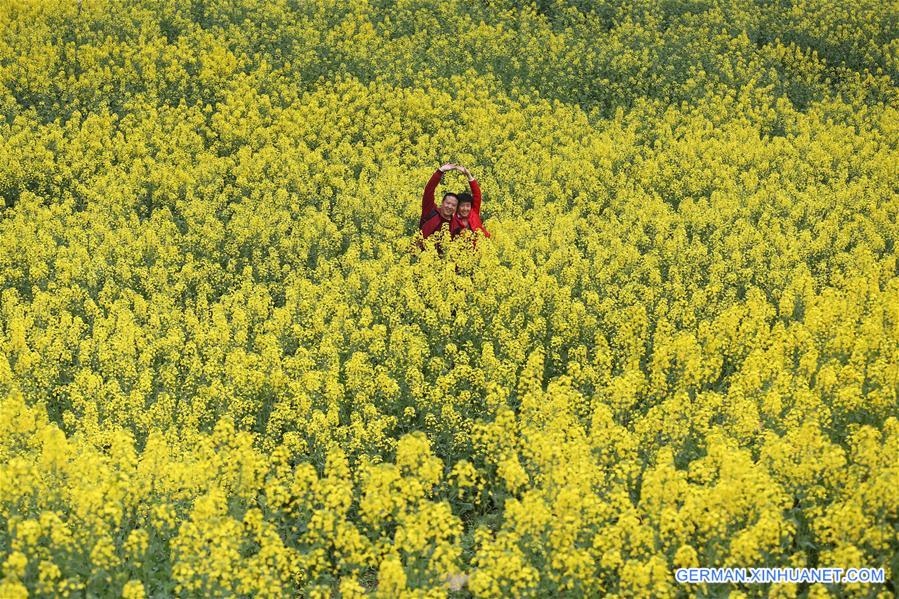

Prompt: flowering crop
[{"left": 1, "top": 0, "right": 898, "bottom": 596}]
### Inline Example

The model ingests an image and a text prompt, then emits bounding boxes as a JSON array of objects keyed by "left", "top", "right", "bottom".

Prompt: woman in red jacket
[{"left": 449, "top": 165, "right": 489, "bottom": 239}]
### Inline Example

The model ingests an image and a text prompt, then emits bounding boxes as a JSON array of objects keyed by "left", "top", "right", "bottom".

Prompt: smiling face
[
  {"left": 457, "top": 201, "right": 472, "bottom": 218},
  {"left": 440, "top": 194, "right": 458, "bottom": 219}
]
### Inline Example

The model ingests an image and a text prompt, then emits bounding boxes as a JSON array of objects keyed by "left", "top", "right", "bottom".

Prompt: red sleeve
[
  {"left": 469, "top": 178, "right": 482, "bottom": 215},
  {"left": 472, "top": 213, "right": 489, "bottom": 238},
  {"left": 422, "top": 169, "right": 443, "bottom": 219}
]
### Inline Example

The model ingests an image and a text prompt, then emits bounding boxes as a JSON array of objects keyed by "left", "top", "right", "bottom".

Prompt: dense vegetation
[{"left": 1, "top": 0, "right": 897, "bottom": 596}]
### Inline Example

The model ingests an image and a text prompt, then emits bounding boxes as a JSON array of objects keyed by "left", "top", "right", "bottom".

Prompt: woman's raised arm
[{"left": 458, "top": 166, "right": 481, "bottom": 215}]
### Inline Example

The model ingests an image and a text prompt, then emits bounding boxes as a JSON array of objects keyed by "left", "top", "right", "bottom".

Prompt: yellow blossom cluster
[{"left": 1, "top": 0, "right": 898, "bottom": 596}]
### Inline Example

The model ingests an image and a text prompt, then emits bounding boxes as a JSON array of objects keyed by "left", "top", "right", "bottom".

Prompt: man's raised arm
[{"left": 422, "top": 163, "right": 456, "bottom": 220}]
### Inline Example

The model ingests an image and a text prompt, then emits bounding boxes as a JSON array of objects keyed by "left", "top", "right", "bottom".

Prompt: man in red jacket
[
  {"left": 420, "top": 163, "right": 460, "bottom": 239},
  {"left": 450, "top": 165, "right": 489, "bottom": 239}
]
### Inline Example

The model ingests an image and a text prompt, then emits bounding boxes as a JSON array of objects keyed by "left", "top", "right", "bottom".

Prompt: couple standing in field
[{"left": 419, "top": 163, "right": 490, "bottom": 243}]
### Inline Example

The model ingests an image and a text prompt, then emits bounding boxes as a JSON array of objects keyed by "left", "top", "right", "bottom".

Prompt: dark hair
[
  {"left": 456, "top": 192, "right": 473, "bottom": 206},
  {"left": 442, "top": 192, "right": 458, "bottom": 204}
]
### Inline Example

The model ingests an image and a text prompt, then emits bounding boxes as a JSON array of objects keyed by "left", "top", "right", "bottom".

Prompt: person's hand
[
  {"left": 457, "top": 165, "right": 471, "bottom": 176},
  {"left": 439, "top": 163, "right": 457, "bottom": 173}
]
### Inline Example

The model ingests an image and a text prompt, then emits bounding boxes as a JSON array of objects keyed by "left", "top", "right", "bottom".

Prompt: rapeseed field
[{"left": 1, "top": 0, "right": 897, "bottom": 596}]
